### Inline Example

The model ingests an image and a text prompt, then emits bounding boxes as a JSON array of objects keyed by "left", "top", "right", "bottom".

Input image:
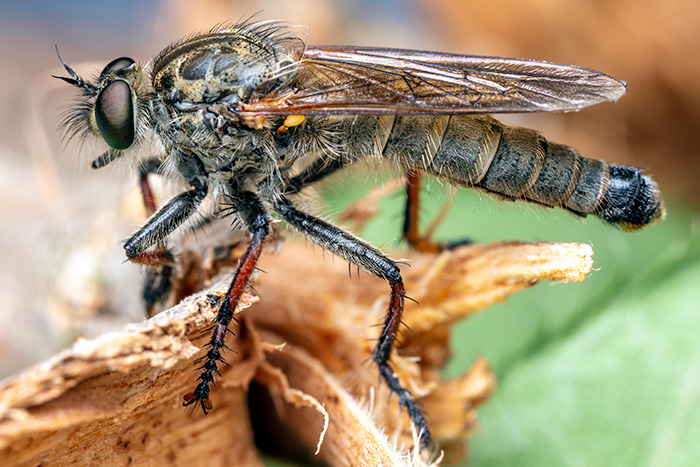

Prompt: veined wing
[{"left": 239, "top": 46, "right": 626, "bottom": 117}]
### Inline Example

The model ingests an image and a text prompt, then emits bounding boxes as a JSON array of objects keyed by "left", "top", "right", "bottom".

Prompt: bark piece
[{"left": 0, "top": 240, "right": 593, "bottom": 466}]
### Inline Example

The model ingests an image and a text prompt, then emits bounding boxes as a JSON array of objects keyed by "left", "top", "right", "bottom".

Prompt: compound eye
[
  {"left": 100, "top": 57, "right": 135, "bottom": 79},
  {"left": 95, "top": 80, "right": 135, "bottom": 150}
]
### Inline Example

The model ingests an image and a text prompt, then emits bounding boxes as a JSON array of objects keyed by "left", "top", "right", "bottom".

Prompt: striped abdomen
[{"left": 375, "top": 114, "right": 664, "bottom": 230}]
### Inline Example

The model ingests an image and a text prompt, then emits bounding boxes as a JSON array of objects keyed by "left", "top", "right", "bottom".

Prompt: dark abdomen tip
[{"left": 596, "top": 164, "right": 665, "bottom": 230}]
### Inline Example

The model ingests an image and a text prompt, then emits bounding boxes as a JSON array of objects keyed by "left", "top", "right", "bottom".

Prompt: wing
[{"left": 239, "top": 46, "right": 626, "bottom": 117}]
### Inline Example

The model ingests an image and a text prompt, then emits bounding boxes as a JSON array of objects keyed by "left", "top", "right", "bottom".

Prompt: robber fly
[{"left": 56, "top": 19, "right": 664, "bottom": 449}]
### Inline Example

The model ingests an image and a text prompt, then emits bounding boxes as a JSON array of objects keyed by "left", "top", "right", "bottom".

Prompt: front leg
[
  {"left": 122, "top": 153, "right": 209, "bottom": 314},
  {"left": 136, "top": 157, "right": 174, "bottom": 315},
  {"left": 183, "top": 191, "right": 270, "bottom": 413},
  {"left": 124, "top": 174, "right": 208, "bottom": 261},
  {"left": 273, "top": 196, "right": 431, "bottom": 449},
  {"left": 123, "top": 173, "right": 209, "bottom": 312}
]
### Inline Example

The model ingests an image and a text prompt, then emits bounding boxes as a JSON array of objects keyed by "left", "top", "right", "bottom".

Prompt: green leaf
[{"left": 470, "top": 244, "right": 700, "bottom": 467}]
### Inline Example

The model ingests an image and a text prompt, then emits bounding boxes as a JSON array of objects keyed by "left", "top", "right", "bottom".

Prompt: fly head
[{"left": 54, "top": 47, "right": 149, "bottom": 159}]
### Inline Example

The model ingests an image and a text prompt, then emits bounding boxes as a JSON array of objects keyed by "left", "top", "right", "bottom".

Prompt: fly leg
[
  {"left": 273, "top": 196, "right": 431, "bottom": 449},
  {"left": 403, "top": 170, "right": 468, "bottom": 252},
  {"left": 138, "top": 157, "right": 164, "bottom": 215},
  {"left": 183, "top": 191, "right": 270, "bottom": 413},
  {"left": 124, "top": 173, "right": 208, "bottom": 276},
  {"left": 125, "top": 153, "right": 208, "bottom": 259},
  {"left": 136, "top": 158, "right": 177, "bottom": 315}
]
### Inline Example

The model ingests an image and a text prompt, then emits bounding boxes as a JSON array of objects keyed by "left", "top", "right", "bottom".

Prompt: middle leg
[
  {"left": 183, "top": 191, "right": 271, "bottom": 413},
  {"left": 273, "top": 196, "right": 431, "bottom": 449}
]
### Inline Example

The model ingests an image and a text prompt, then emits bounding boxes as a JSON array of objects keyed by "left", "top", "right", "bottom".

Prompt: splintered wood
[{"left": 0, "top": 240, "right": 593, "bottom": 466}]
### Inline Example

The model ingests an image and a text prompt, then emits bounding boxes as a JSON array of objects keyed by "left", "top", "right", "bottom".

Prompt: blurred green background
[{"left": 0, "top": 0, "right": 698, "bottom": 465}]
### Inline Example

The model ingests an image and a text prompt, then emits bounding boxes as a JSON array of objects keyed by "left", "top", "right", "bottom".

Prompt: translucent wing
[{"left": 239, "top": 46, "right": 626, "bottom": 117}]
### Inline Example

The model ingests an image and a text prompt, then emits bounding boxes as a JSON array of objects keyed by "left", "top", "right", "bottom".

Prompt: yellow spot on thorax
[{"left": 276, "top": 115, "right": 306, "bottom": 136}]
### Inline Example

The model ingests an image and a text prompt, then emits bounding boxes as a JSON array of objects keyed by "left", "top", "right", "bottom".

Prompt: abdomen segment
[{"left": 379, "top": 114, "right": 664, "bottom": 230}]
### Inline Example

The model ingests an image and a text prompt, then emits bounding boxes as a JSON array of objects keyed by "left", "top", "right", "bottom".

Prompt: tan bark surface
[{"left": 0, "top": 240, "right": 593, "bottom": 466}]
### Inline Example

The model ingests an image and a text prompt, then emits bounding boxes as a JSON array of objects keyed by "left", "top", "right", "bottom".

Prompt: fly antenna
[{"left": 52, "top": 44, "right": 98, "bottom": 96}]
